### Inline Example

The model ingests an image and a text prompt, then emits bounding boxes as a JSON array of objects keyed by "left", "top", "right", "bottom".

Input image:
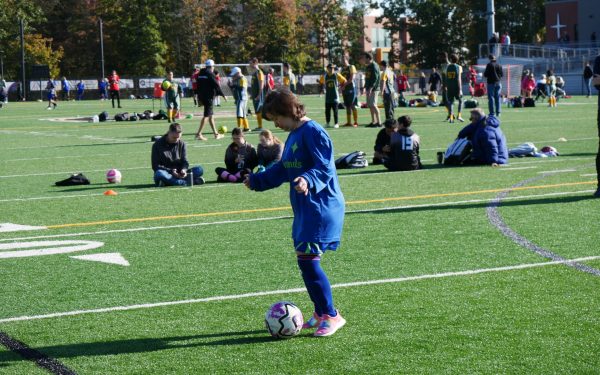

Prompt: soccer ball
[
  {"left": 106, "top": 169, "right": 122, "bottom": 184},
  {"left": 218, "top": 125, "right": 228, "bottom": 134},
  {"left": 161, "top": 80, "right": 171, "bottom": 91},
  {"left": 265, "top": 301, "right": 303, "bottom": 339}
]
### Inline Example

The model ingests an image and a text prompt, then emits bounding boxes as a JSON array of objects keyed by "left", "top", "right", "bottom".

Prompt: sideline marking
[
  {"left": 499, "top": 166, "right": 538, "bottom": 171},
  {"left": 0, "top": 223, "right": 46, "bottom": 233},
  {"left": 537, "top": 169, "right": 576, "bottom": 174},
  {"left": 41, "top": 180, "right": 596, "bottom": 230},
  {"left": 0, "top": 332, "right": 77, "bottom": 375},
  {"left": 0, "top": 255, "right": 598, "bottom": 324},
  {"left": 0, "top": 189, "right": 593, "bottom": 243},
  {"left": 0, "top": 241, "right": 104, "bottom": 259},
  {"left": 70, "top": 252, "right": 129, "bottom": 266}
]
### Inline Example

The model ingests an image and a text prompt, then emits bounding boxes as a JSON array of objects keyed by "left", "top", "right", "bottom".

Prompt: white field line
[
  {"left": 1, "top": 255, "right": 598, "bottom": 324},
  {"left": 0, "top": 189, "right": 593, "bottom": 243},
  {"left": 537, "top": 169, "right": 576, "bottom": 174},
  {"left": 499, "top": 166, "right": 538, "bottom": 171},
  {"left": 580, "top": 174, "right": 597, "bottom": 177}
]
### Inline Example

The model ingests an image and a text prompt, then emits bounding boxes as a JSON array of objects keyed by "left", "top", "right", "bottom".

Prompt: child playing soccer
[{"left": 244, "top": 88, "right": 346, "bottom": 337}]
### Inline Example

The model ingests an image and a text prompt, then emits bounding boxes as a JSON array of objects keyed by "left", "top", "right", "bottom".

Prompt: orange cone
[{"left": 103, "top": 190, "right": 118, "bottom": 196}]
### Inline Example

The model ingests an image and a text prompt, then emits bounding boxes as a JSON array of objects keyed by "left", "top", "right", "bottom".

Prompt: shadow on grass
[
  {"left": 348, "top": 194, "right": 595, "bottom": 216},
  {"left": 0, "top": 330, "right": 275, "bottom": 362}
]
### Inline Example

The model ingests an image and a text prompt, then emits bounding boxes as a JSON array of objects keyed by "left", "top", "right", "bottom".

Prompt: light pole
[
  {"left": 99, "top": 18, "right": 105, "bottom": 80},
  {"left": 20, "top": 18, "right": 26, "bottom": 100}
]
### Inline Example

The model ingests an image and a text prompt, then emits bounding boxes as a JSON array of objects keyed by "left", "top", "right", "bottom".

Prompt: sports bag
[
  {"left": 524, "top": 97, "right": 535, "bottom": 107},
  {"left": 98, "top": 111, "right": 109, "bottom": 122},
  {"left": 114, "top": 112, "right": 129, "bottom": 121},
  {"left": 55, "top": 173, "right": 90, "bottom": 186},
  {"left": 335, "top": 151, "right": 368, "bottom": 169},
  {"left": 444, "top": 138, "right": 472, "bottom": 165},
  {"left": 464, "top": 99, "right": 478, "bottom": 108}
]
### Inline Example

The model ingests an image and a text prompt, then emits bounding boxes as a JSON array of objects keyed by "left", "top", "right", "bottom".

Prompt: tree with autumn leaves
[{"left": 0, "top": 0, "right": 368, "bottom": 79}]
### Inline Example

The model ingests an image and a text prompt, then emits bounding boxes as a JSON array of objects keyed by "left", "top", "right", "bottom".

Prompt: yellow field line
[{"left": 46, "top": 180, "right": 595, "bottom": 229}]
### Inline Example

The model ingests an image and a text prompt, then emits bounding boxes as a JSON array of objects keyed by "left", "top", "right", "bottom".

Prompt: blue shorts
[{"left": 294, "top": 241, "right": 340, "bottom": 255}]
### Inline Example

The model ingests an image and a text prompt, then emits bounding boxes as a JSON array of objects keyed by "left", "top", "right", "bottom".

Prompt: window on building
[{"left": 371, "top": 27, "right": 392, "bottom": 48}]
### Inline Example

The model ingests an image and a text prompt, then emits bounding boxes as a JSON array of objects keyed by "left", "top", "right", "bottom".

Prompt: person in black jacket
[
  {"left": 193, "top": 59, "right": 227, "bottom": 141},
  {"left": 584, "top": 62, "right": 594, "bottom": 98},
  {"left": 483, "top": 54, "right": 503, "bottom": 117},
  {"left": 152, "top": 123, "right": 205, "bottom": 186},
  {"left": 372, "top": 118, "right": 397, "bottom": 165},
  {"left": 428, "top": 68, "right": 441, "bottom": 94},
  {"left": 384, "top": 115, "right": 421, "bottom": 171},
  {"left": 215, "top": 127, "right": 258, "bottom": 182}
]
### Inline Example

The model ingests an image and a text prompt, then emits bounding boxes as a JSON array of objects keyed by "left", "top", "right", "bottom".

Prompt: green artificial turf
[{"left": 0, "top": 95, "right": 599, "bottom": 374}]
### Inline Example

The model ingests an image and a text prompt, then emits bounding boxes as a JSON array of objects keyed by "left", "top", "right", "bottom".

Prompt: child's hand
[
  {"left": 243, "top": 176, "right": 251, "bottom": 189},
  {"left": 293, "top": 177, "right": 308, "bottom": 196}
]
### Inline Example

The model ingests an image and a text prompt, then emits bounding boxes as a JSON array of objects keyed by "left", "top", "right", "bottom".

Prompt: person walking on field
[
  {"left": 194, "top": 59, "right": 227, "bottom": 141},
  {"left": 108, "top": 70, "right": 121, "bottom": 108}
]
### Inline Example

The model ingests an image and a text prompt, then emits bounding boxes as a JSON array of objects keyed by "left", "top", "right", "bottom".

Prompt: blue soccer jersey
[{"left": 249, "top": 120, "right": 345, "bottom": 246}]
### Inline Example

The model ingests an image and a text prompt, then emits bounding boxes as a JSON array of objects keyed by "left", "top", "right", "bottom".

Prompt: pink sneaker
[
  {"left": 302, "top": 313, "right": 321, "bottom": 329},
  {"left": 314, "top": 311, "right": 346, "bottom": 337}
]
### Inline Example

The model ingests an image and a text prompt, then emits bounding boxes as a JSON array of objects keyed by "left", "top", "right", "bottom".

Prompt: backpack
[
  {"left": 114, "top": 112, "right": 129, "bottom": 121},
  {"left": 464, "top": 99, "right": 478, "bottom": 108},
  {"left": 512, "top": 96, "right": 523, "bottom": 108},
  {"left": 524, "top": 97, "right": 535, "bottom": 107},
  {"left": 335, "top": 151, "right": 368, "bottom": 169},
  {"left": 129, "top": 113, "right": 139, "bottom": 121},
  {"left": 398, "top": 97, "right": 409, "bottom": 107},
  {"left": 98, "top": 111, "right": 109, "bottom": 122},
  {"left": 444, "top": 138, "right": 472, "bottom": 165},
  {"left": 55, "top": 173, "right": 90, "bottom": 186}
]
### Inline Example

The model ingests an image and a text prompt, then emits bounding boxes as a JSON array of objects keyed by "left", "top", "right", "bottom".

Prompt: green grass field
[{"left": 1, "top": 94, "right": 599, "bottom": 374}]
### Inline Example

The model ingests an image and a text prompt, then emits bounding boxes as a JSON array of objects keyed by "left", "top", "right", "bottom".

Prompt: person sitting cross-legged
[
  {"left": 458, "top": 108, "right": 508, "bottom": 166},
  {"left": 384, "top": 115, "right": 422, "bottom": 171},
  {"left": 215, "top": 127, "right": 259, "bottom": 182},
  {"left": 152, "top": 123, "right": 205, "bottom": 186},
  {"left": 372, "top": 118, "right": 398, "bottom": 165}
]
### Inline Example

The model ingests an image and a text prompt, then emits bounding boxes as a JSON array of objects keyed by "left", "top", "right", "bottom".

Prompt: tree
[{"left": 10, "top": 33, "right": 64, "bottom": 78}]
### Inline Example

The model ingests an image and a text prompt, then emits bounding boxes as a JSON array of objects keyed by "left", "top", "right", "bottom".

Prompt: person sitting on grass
[
  {"left": 384, "top": 115, "right": 422, "bottom": 171},
  {"left": 152, "top": 123, "right": 205, "bottom": 186},
  {"left": 215, "top": 127, "right": 258, "bottom": 182},
  {"left": 256, "top": 129, "right": 283, "bottom": 172},
  {"left": 457, "top": 108, "right": 508, "bottom": 166},
  {"left": 372, "top": 118, "right": 398, "bottom": 165}
]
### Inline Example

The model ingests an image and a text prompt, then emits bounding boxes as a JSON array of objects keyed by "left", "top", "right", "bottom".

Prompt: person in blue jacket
[
  {"left": 457, "top": 108, "right": 508, "bottom": 166},
  {"left": 76, "top": 80, "right": 85, "bottom": 101},
  {"left": 243, "top": 88, "right": 346, "bottom": 337}
]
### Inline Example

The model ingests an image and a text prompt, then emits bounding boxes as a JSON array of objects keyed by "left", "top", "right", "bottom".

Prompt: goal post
[
  {"left": 472, "top": 64, "right": 523, "bottom": 98},
  {"left": 194, "top": 63, "right": 284, "bottom": 97}
]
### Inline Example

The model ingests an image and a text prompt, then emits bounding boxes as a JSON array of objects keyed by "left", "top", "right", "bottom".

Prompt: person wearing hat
[
  {"left": 457, "top": 108, "right": 508, "bottom": 166},
  {"left": 318, "top": 63, "right": 346, "bottom": 128},
  {"left": 194, "top": 59, "right": 227, "bottom": 141},
  {"left": 228, "top": 66, "right": 250, "bottom": 131},
  {"left": 483, "top": 54, "right": 503, "bottom": 117}
]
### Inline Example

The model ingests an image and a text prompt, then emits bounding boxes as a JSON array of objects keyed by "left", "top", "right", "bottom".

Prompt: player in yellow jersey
[
  {"left": 283, "top": 63, "right": 297, "bottom": 94},
  {"left": 249, "top": 57, "right": 265, "bottom": 131},
  {"left": 340, "top": 55, "right": 359, "bottom": 127}
]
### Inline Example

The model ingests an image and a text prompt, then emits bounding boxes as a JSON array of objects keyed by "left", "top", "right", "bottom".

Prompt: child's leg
[{"left": 297, "top": 253, "right": 335, "bottom": 317}]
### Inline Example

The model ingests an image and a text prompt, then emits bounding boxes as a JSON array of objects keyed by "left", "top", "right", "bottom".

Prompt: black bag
[
  {"left": 335, "top": 151, "right": 368, "bottom": 169},
  {"left": 444, "top": 138, "right": 472, "bottom": 165},
  {"left": 114, "top": 112, "right": 129, "bottom": 121},
  {"left": 464, "top": 99, "right": 478, "bottom": 108},
  {"left": 55, "top": 173, "right": 90, "bottom": 186},
  {"left": 524, "top": 97, "right": 535, "bottom": 107},
  {"left": 129, "top": 113, "right": 139, "bottom": 121},
  {"left": 512, "top": 97, "right": 523, "bottom": 108},
  {"left": 98, "top": 111, "right": 109, "bottom": 122}
]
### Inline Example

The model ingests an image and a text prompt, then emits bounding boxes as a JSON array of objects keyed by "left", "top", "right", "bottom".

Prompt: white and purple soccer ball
[
  {"left": 106, "top": 169, "right": 122, "bottom": 183},
  {"left": 265, "top": 301, "right": 303, "bottom": 339}
]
